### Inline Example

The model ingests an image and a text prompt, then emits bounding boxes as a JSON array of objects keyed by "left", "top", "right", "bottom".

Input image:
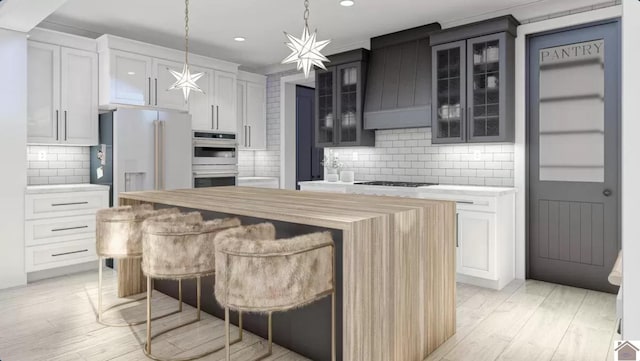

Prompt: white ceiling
[{"left": 40, "top": 0, "right": 609, "bottom": 73}]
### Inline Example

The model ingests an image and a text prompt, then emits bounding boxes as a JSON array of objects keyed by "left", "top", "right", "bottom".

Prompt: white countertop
[
  {"left": 297, "top": 180, "right": 516, "bottom": 197},
  {"left": 25, "top": 184, "right": 110, "bottom": 194}
]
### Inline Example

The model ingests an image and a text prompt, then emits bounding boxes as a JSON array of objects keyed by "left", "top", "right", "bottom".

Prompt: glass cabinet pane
[
  {"left": 317, "top": 70, "right": 334, "bottom": 144},
  {"left": 469, "top": 38, "right": 501, "bottom": 138},
  {"left": 338, "top": 65, "right": 358, "bottom": 143},
  {"left": 435, "top": 45, "right": 463, "bottom": 140}
]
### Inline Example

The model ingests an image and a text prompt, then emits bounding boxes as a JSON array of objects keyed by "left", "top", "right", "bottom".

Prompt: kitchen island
[{"left": 118, "top": 186, "right": 456, "bottom": 361}]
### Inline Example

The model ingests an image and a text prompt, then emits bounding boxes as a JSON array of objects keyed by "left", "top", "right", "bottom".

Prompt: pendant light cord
[
  {"left": 184, "top": 0, "right": 190, "bottom": 65},
  {"left": 303, "top": 0, "right": 310, "bottom": 29}
]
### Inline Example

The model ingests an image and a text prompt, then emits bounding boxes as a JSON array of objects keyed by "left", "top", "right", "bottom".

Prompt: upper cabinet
[
  {"left": 430, "top": 16, "right": 519, "bottom": 144},
  {"left": 237, "top": 72, "right": 267, "bottom": 150},
  {"left": 96, "top": 35, "right": 240, "bottom": 132},
  {"left": 364, "top": 23, "right": 441, "bottom": 130},
  {"left": 315, "top": 49, "right": 374, "bottom": 148},
  {"left": 27, "top": 40, "right": 98, "bottom": 145}
]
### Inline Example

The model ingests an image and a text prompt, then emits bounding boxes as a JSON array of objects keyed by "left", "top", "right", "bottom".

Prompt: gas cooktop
[{"left": 354, "top": 181, "right": 438, "bottom": 188}]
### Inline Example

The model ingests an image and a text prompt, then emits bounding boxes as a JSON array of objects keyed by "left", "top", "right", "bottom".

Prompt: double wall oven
[{"left": 192, "top": 131, "right": 238, "bottom": 188}]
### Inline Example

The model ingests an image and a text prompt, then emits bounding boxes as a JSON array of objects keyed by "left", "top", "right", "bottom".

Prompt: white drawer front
[
  {"left": 26, "top": 191, "right": 109, "bottom": 219},
  {"left": 25, "top": 239, "right": 97, "bottom": 272},
  {"left": 25, "top": 215, "right": 96, "bottom": 247}
]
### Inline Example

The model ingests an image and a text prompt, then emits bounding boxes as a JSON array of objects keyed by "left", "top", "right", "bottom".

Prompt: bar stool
[
  {"left": 96, "top": 204, "right": 181, "bottom": 326},
  {"left": 214, "top": 223, "right": 336, "bottom": 361},
  {"left": 142, "top": 212, "right": 243, "bottom": 361}
]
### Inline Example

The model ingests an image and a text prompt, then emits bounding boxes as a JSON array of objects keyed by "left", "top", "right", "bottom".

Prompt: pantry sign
[{"left": 539, "top": 39, "right": 604, "bottom": 65}]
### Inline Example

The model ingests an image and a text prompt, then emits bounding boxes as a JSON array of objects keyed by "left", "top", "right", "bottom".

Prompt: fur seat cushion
[
  {"left": 214, "top": 223, "right": 334, "bottom": 313},
  {"left": 142, "top": 213, "right": 241, "bottom": 279},
  {"left": 96, "top": 205, "right": 180, "bottom": 257}
]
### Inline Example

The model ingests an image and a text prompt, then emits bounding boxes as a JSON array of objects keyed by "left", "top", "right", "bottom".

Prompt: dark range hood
[{"left": 364, "top": 23, "right": 441, "bottom": 130}]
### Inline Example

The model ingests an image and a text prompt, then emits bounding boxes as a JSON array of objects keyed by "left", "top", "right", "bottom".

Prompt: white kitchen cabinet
[
  {"left": 24, "top": 185, "right": 109, "bottom": 273},
  {"left": 28, "top": 41, "right": 60, "bottom": 144},
  {"left": 153, "top": 58, "right": 189, "bottom": 111},
  {"left": 102, "top": 52, "right": 195, "bottom": 111},
  {"left": 27, "top": 41, "right": 98, "bottom": 145},
  {"left": 457, "top": 209, "right": 496, "bottom": 279},
  {"left": 188, "top": 66, "right": 214, "bottom": 130},
  {"left": 104, "top": 50, "right": 153, "bottom": 106},
  {"left": 60, "top": 47, "right": 98, "bottom": 145},
  {"left": 237, "top": 79, "right": 267, "bottom": 150},
  {"left": 214, "top": 71, "right": 238, "bottom": 132},
  {"left": 299, "top": 181, "right": 516, "bottom": 290}
]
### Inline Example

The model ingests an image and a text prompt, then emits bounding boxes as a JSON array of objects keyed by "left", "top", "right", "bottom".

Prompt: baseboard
[
  {"left": 457, "top": 274, "right": 501, "bottom": 290},
  {"left": 27, "top": 261, "right": 98, "bottom": 283}
]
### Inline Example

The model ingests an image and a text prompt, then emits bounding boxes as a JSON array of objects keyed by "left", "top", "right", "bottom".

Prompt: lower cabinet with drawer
[
  {"left": 299, "top": 181, "right": 516, "bottom": 290},
  {"left": 26, "top": 239, "right": 98, "bottom": 272},
  {"left": 24, "top": 186, "right": 109, "bottom": 274}
]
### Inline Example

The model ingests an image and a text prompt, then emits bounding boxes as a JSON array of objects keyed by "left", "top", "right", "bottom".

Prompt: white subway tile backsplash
[
  {"left": 26, "top": 146, "right": 91, "bottom": 185},
  {"left": 236, "top": 69, "right": 515, "bottom": 187}
]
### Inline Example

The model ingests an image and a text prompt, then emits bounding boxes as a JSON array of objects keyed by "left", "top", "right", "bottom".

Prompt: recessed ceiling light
[
  {"left": 339, "top": 0, "right": 355, "bottom": 7},
  {"left": 127, "top": 71, "right": 136, "bottom": 75},
  {"left": 234, "top": 37, "right": 246, "bottom": 42}
]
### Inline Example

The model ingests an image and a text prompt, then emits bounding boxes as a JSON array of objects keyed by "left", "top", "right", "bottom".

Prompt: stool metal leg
[
  {"left": 145, "top": 277, "right": 242, "bottom": 361},
  {"left": 332, "top": 292, "right": 336, "bottom": 361},
  {"left": 96, "top": 257, "right": 182, "bottom": 327},
  {"left": 98, "top": 257, "right": 103, "bottom": 323},
  {"left": 225, "top": 307, "right": 231, "bottom": 361},
  {"left": 146, "top": 275, "right": 152, "bottom": 354}
]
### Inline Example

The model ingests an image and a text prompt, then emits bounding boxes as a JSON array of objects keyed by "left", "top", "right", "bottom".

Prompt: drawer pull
[
  {"left": 51, "top": 225, "right": 89, "bottom": 232},
  {"left": 456, "top": 201, "right": 475, "bottom": 205},
  {"left": 52, "top": 249, "right": 89, "bottom": 257},
  {"left": 51, "top": 201, "right": 89, "bottom": 207}
]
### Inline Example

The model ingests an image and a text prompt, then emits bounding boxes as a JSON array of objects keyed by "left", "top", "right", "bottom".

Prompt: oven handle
[
  {"left": 192, "top": 140, "right": 238, "bottom": 148},
  {"left": 193, "top": 172, "right": 239, "bottom": 178}
]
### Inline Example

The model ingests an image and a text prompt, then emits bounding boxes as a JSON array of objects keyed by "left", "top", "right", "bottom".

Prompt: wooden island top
[{"left": 119, "top": 186, "right": 456, "bottom": 361}]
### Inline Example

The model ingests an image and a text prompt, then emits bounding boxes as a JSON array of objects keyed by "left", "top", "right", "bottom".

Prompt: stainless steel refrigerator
[{"left": 90, "top": 107, "right": 192, "bottom": 207}]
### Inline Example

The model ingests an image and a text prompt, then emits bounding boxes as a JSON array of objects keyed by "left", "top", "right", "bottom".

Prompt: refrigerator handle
[{"left": 154, "top": 120, "right": 160, "bottom": 190}]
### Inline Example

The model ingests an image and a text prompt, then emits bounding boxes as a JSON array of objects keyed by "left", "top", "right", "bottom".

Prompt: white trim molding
[{"left": 279, "top": 71, "right": 316, "bottom": 190}]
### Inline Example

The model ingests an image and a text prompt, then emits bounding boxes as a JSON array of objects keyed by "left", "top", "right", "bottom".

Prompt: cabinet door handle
[
  {"left": 248, "top": 125, "right": 251, "bottom": 147},
  {"left": 148, "top": 77, "right": 152, "bottom": 105},
  {"left": 51, "top": 201, "right": 89, "bottom": 207},
  {"left": 456, "top": 213, "right": 460, "bottom": 248},
  {"left": 244, "top": 125, "right": 247, "bottom": 147},
  {"left": 52, "top": 249, "right": 88, "bottom": 257},
  {"left": 52, "top": 225, "right": 89, "bottom": 232},
  {"left": 216, "top": 105, "right": 220, "bottom": 129},
  {"left": 211, "top": 105, "right": 216, "bottom": 129},
  {"left": 55, "top": 110, "right": 59, "bottom": 141},
  {"left": 467, "top": 106, "right": 472, "bottom": 140},
  {"left": 64, "top": 111, "right": 68, "bottom": 141},
  {"left": 155, "top": 78, "right": 158, "bottom": 106}
]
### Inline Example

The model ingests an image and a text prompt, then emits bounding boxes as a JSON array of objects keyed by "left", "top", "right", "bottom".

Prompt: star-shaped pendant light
[
  {"left": 282, "top": 0, "right": 331, "bottom": 78},
  {"left": 169, "top": 0, "right": 203, "bottom": 102}
]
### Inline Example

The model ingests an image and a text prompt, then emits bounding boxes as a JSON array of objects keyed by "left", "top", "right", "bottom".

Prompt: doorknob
[{"left": 603, "top": 189, "right": 612, "bottom": 197}]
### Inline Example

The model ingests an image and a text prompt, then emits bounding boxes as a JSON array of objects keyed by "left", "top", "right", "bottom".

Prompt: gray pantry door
[{"left": 528, "top": 20, "right": 620, "bottom": 293}]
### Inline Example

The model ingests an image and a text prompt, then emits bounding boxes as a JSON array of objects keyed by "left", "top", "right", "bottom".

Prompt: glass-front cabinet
[
  {"left": 430, "top": 17, "right": 516, "bottom": 144},
  {"left": 316, "top": 68, "right": 336, "bottom": 145},
  {"left": 315, "top": 49, "right": 374, "bottom": 148},
  {"left": 432, "top": 41, "right": 466, "bottom": 143},
  {"left": 467, "top": 33, "right": 508, "bottom": 142}
]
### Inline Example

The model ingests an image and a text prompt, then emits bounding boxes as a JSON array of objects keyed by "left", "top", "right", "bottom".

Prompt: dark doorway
[
  {"left": 527, "top": 20, "right": 620, "bottom": 293},
  {"left": 296, "top": 85, "right": 324, "bottom": 189}
]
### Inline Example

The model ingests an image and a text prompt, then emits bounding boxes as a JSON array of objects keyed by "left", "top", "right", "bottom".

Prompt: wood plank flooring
[{"left": 0, "top": 269, "right": 617, "bottom": 361}]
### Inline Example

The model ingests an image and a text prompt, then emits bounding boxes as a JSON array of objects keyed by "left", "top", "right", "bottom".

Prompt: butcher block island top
[{"left": 119, "top": 186, "right": 456, "bottom": 361}]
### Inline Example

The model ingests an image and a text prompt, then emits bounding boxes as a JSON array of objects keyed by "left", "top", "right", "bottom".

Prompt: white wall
[
  {"left": 0, "top": 29, "right": 28, "bottom": 289},
  {"left": 622, "top": 0, "right": 640, "bottom": 339}
]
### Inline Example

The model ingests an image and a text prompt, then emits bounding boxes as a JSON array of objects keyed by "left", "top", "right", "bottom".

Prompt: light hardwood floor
[{"left": 0, "top": 269, "right": 618, "bottom": 361}]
